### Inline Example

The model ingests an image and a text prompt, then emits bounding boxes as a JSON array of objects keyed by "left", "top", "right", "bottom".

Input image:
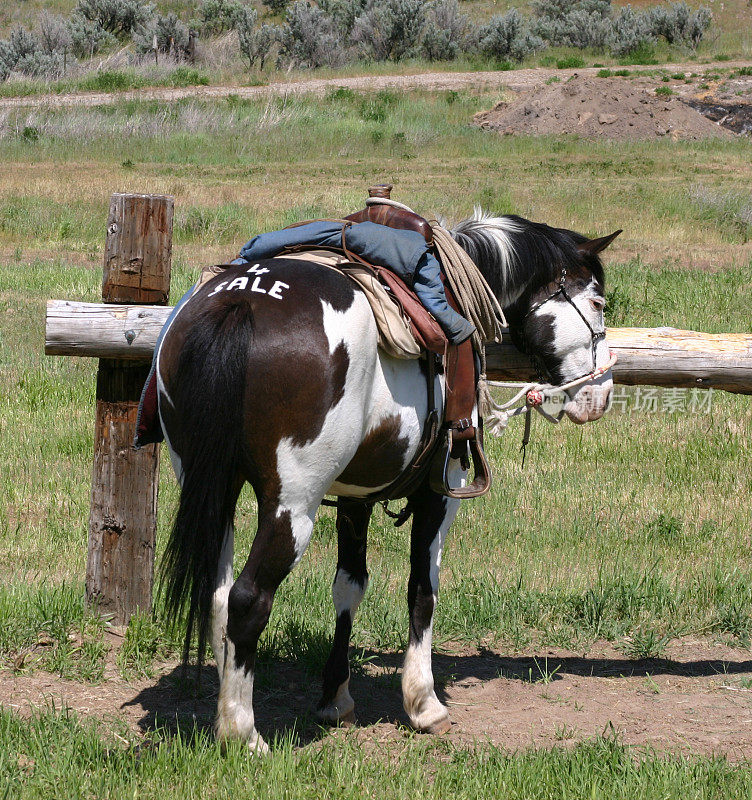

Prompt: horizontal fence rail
[{"left": 47, "top": 300, "right": 752, "bottom": 395}]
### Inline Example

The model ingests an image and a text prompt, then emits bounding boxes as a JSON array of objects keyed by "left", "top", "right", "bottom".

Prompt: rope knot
[{"left": 526, "top": 389, "right": 544, "bottom": 407}]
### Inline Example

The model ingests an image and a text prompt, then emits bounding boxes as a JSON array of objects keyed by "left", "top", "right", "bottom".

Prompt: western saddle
[{"left": 344, "top": 184, "right": 491, "bottom": 502}]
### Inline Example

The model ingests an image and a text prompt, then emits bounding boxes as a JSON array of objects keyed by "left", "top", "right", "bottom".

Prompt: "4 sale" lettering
[{"left": 207, "top": 263, "right": 290, "bottom": 301}]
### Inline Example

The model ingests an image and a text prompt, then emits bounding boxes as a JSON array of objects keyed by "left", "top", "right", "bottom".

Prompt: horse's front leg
[
  {"left": 402, "top": 481, "right": 461, "bottom": 734},
  {"left": 318, "top": 499, "right": 372, "bottom": 725}
]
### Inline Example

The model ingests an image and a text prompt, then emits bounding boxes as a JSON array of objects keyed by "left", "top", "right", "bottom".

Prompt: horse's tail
[{"left": 159, "top": 297, "right": 253, "bottom": 668}]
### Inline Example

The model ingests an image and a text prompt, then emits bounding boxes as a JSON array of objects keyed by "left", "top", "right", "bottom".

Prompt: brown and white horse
[{"left": 156, "top": 210, "right": 618, "bottom": 752}]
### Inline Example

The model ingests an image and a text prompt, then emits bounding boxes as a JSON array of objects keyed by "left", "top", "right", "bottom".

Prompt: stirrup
[{"left": 428, "top": 427, "right": 492, "bottom": 499}]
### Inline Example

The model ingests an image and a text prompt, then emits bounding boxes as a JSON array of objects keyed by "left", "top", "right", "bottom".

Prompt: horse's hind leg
[
  {"left": 216, "top": 500, "right": 315, "bottom": 753},
  {"left": 210, "top": 521, "right": 235, "bottom": 680},
  {"left": 318, "top": 499, "right": 372, "bottom": 725},
  {"left": 402, "top": 484, "right": 460, "bottom": 734}
]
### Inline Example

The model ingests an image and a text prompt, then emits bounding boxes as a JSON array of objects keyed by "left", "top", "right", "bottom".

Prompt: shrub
[
  {"left": 67, "top": 14, "right": 117, "bottom": 58},
  {"left": 0, "top": 44, "right": 11, "bottom": 82},
  {"left": 199, "top": 0, "right": 244, "bottom": 35},
  {"left": 646, "top": 1, "right": 712, "bottom": 48},
  {"left": 72, "top": 0, "right": 154, "bottom": 38},
  {"left": 17, "top": 51, "right": 65, "bottom": 79},
  {"left": 351, "top": 0, "right": 427, "bottom": 61},
  {"left": 262, "top": 0, "right": 290, "bottom": 13},
  {"left": 478, "top": 10, "right": 544, "bottom": 63},
  {"left": 420, "top": 0, "right": 473, "bottom": 61},
  {"left": 134, "top": 13, "right": 190, "bottom": 56},
  {"left": 6, "top": 27, "right": 38, "bottom": 64},
  {"left": 0, "top": 27, "right": 65, "bottom": 80},
  {"left": 237, "top": 8, "right": 279, "bottom": 68},
  {"left": 320, "top": 0, "right": 368, "bottom": 36},
  {"left": 556, "top": 55, "right": 584, "bottom": 68},
  {"left": 532, "top": 0, "right": 612, "bottom": 49},
  {"left": 608, "top": 5, "right": 655, "bottom": 57},
  {"left": 37, "top": 12, "right": 73, "bottom": 56},
  {"left": 278, "top": 2, "right": 346, "bottom": 68},
  {"left": 618, "top": 39, "right": 656, "bottom": 65}
]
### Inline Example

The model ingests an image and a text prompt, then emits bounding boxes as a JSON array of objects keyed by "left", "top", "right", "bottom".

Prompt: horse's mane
[{"left": 450, "top": 208, "right": 603, "bottom": 307}]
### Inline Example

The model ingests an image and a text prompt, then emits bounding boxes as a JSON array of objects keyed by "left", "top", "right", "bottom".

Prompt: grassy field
[{"left": 1, "top": 87, "right": 752, "bottom": 792}]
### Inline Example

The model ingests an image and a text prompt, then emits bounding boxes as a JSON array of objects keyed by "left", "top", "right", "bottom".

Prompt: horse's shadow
[{"left": 122, "top": 645, "right": 752, "bottom": 746}]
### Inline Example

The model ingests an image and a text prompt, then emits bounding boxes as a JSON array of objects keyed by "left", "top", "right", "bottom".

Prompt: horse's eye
[{"left": 589, "top": 297, "right": 605, "bottom": 312}]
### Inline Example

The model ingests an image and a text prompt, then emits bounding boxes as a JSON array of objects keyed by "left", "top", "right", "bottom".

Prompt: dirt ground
[
  {"left": 0, "top": 60, "right": 751, "bottom": 110},
  {"left": 473, "top": 74, "right": 742, "bottom": 140},
  {"left": 3, "top": 637, "right": 752, "bottom": 760}
]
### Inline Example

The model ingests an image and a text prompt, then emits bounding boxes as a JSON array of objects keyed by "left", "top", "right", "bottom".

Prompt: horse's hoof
[
  {"left": 337, "top": 709, "right": 357, "bottom": 727},
  {"left": 318, "top": 706, "right": 357, "bottom": 728},
  {"left": 424, "top": 716, "right": 452, "bottom": 736},
  {"left": 247, "top": 732, "right": 270, "bottom": 756}
]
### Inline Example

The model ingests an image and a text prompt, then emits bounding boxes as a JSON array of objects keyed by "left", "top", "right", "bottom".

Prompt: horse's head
[
  {"left": 506, "top": 229, "right": 620, "bottom": 424},
  {"left": 452, "top": 212, "right": 620, "bottom": 424}
]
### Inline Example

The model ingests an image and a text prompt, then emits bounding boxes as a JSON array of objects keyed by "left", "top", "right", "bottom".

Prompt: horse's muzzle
[{"left": 563, "top": 372, "right": 614, "bottom": 424}]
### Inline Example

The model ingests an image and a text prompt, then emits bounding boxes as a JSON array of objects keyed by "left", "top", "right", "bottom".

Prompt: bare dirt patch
[
  {"left": 2, "top": 637, "right": 752, "bottom": 760},
  {"left": 0, "top": 61, "right": 750, "bottom": 110},
  {"left": 474, "top": 75, "right": 732, "bottom": 141}
]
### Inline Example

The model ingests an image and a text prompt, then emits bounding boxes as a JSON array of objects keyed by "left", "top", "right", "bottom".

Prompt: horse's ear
[{"left": 577, "top": 230, "right": 622, "bottom": 256}]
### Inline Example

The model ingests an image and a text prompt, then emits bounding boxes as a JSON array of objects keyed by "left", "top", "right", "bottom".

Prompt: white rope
[
  {"left": 484, "top": 351, "right": 618, "bottom": 437},
  {"left": 365, "top": 197, "right": 417, "bottom": 213}
]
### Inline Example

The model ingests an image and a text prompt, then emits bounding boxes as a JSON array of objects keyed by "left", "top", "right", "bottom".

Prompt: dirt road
[{"left": 1, "top": 60, "right": 751, "bottom": 110}]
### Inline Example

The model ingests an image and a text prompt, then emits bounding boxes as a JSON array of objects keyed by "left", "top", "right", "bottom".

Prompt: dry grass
[{"left": 1, "top": 90, "right": 751, "bottom": 267}]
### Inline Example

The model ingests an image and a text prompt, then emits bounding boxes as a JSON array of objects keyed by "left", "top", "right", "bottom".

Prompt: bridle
[
  {"left": 484, "top": 265, "right": 617, "bottom": 462},
  {"left": 519, "top": 265, "right": 607, "bottom": 385}
]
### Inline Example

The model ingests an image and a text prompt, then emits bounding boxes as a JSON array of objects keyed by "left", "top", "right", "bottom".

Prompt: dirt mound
[{"left": 475, "top": 75, "right": 732, "bottom": 141}]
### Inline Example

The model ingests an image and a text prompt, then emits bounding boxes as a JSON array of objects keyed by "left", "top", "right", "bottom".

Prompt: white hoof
[
  {"left": 405, "top": 695, "right": 451, "bottom": 735},
  {"left": 247, "top": 730, "right": 269, "bottom": 756}
]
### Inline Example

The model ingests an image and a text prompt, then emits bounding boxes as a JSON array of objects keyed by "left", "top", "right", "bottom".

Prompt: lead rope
[{"left": 484, "top": 350, "right": 618, "bottom": 432}]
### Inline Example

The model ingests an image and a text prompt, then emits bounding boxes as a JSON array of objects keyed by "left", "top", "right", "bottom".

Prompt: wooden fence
[{"left": 45, "top": 194, "right": 752, "bottom": 625}]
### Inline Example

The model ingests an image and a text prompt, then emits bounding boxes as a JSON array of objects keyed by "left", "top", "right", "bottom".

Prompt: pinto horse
[{"left": 156, "top": 210, "right": 619, "bottom": 752}]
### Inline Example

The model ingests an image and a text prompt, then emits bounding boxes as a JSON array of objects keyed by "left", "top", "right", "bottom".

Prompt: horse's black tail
[{"left": 159, "top": 298, "right": 254, "bottom": 668}]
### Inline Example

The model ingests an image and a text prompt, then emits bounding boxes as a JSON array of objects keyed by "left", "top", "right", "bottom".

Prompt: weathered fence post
[{"left": 85, "top": 193, "right": 173, "bottom": 626}]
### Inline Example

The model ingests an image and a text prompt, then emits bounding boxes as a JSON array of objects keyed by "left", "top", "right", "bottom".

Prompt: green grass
[
  {"left": 2, "top": 706, "right": 751, "bottom": 800},
  {"left": 3, "top": 254, "right": 752, "bottom": 676},
  {"left": 0, "top": 67, "right": 212, "bottom": 99}
]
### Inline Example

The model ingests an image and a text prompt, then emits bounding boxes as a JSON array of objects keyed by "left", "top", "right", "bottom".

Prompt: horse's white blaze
[
  {"left": 216, "top": 638, "right": 268, "bottom": 755},
  {"left": 210, "top": 525, "right": 235, "bottom": 678},
  {"left": 541, "top": 281, "right": 613, "bottom": 423},
  {"left": 402, "top": 464, "right": 464, "bottom": 732}
]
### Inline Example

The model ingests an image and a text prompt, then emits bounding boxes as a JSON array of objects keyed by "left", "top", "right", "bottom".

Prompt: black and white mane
[{"left": 451, "top": 208, "right": 604, "bottom": 308}]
